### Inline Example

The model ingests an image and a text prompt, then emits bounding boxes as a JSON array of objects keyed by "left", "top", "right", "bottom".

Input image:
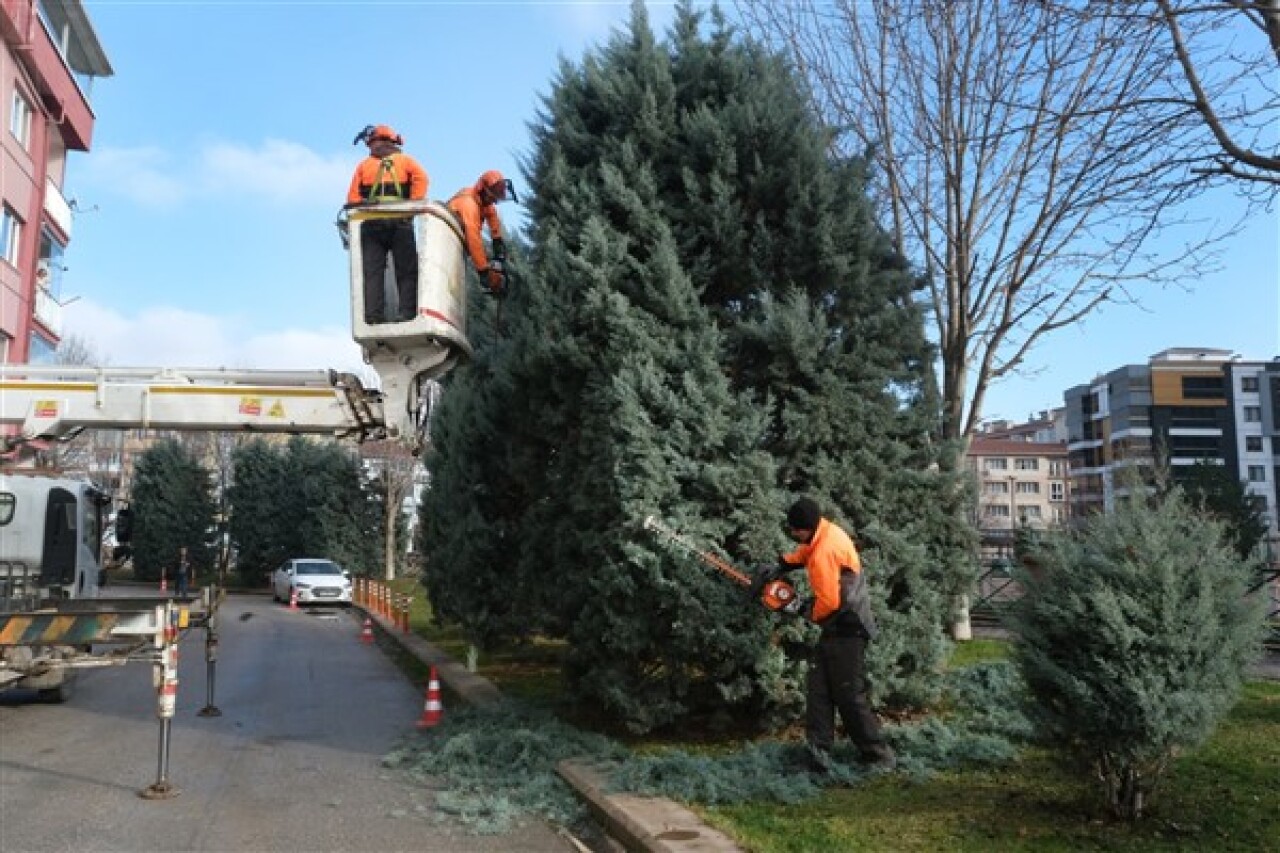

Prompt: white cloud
[
  {"left": 200, "top": 139, "right": 352, "bottom": 205},
  {"left": 79, "top": 139, "right": 351, "bottom": 209},
  {"left": 80, "top": 147, "right": 188, "bottom": 207},
  {"left": 61, "top": 299, "right": 369, "bottom": 380}
]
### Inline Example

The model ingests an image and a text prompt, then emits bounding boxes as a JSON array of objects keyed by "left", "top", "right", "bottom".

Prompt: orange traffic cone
[
  {"left": 360, "top": 617, "right": 374, "bottom": 644},
  {"left": 416, "top": 667, "right": 443, "bottom": 729},
  {"left": 289, "top": 587, "right": 299, "bottom": 611}
]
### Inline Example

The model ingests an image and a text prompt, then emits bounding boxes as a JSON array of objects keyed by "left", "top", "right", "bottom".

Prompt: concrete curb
[
  {"left": 557, "top": 760, "right": 742, "bottom": 853},
  {"left": 357, "top": 606, "right": 744, "bottom": 853}
]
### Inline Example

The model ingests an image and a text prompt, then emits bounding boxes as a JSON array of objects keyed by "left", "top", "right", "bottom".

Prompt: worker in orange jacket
[
  {"left": 346, "top": 124, "right": 429, "bottom": 323},
  {"left": 760, "top": 496, "right": 896, "bottom": 773},
  {"left": 447, "top": 170, "right": 518, "bottom": 297}
]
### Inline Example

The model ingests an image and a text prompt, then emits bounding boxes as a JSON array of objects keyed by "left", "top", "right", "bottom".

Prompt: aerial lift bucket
[{"left": 344, "top": 201, "right": 473, "bottom": 451}]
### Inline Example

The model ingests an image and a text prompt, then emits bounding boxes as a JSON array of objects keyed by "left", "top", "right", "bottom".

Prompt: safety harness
[{"left": 366, "top": 156, "right": 405, "bottom": 203}]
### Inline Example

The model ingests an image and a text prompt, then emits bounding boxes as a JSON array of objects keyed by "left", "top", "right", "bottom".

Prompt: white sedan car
[{"left": 271, "top": 558, "right": 353, "bottom": 606}]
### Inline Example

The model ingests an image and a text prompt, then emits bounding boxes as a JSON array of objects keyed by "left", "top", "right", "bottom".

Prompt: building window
[
  {"left": 1049, "top": 460, "right": 1065, "bottom": 476},
  {"left": 1248, "top": 465, "right": 1266, "bottom": 482},
  {"left": 1181, "top": 375, "right": 1225, "bottom": 400},
  {"left": 28, "top": 331, "right": 57, "bottom": 363},
  {"left": 1017, "top": 481, "right": 1041, "bottom": 494},
  {"left": 1169, "top": 406, "right": 1221, "bottom": 428},
  {"left": 984, "top": 458, "right": 1008, "bottom": 471},
  {"left": 37, "top": 228, "right": 67, "bottom": 297},
  {"left": 1019, "top": 506, "right": 1043, "bottom": 521},
  {"left": 1, "top": 206, "right": 21, "bottom": 267},
  {"left": 1244, "top": 406, "right": 1262, "bottom": 423},
  {"left": 1246, "top": 436, "right": 1264, "bottom": 453},
  {"left": 1241, "top": 376, "right": 1259, "bottom": 393},
  {"left": 1015, "top": 458, "right": 1039, "bottom": 471},
  {"left": 984, "top": 504, "right": 1011, "bottom": 518},
  {"left": 1050, "top": 482, "right": 1065, "bottom": 501},
  {"left": 10, "top": 89, "right": 33, "bottom": 148},
  {"left": 985, "top": 481, "right": 1010, "bottom": 495}
]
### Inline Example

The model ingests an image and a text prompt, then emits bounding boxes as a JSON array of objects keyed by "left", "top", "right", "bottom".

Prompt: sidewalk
[{"left": 359, "top": 606, "right": 743, "bottom": 853}]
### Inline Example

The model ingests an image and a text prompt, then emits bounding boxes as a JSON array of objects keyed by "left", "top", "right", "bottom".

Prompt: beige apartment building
[{"left": 968, "top": 437, "right": 1071, "bottom": 538}]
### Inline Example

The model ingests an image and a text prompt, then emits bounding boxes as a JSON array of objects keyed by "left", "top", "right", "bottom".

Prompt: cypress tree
[
  {"left": 1009, "top": 488, "right": 1266, "bottom": 820},
  {"left": 229, "top": 438, "right": 380, "bottom": 584},
  {"left": 228, "top": 438, "right": 291, "bottom": 586},
  {"left": 283, "top": 437, "right": 381, "bottom": 574},
  {"left": 130, "top": 438, "right": 216, "bottom": 582},
  {"left": 420, "top": 0, "right": 968, "bottom": 729}
]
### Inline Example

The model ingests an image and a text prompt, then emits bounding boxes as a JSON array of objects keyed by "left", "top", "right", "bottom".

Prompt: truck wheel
[{"left": 37, "top": 679, "right": 74, "bottom": 704}]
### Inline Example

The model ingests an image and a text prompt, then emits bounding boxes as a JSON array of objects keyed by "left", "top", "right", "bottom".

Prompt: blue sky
[{"left": 60, "top": 1, "right": 1277, "bottom": 425}]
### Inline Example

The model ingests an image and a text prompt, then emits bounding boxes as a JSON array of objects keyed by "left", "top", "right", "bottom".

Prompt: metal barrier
[{"left": 1250, "top": 563, "right": 1280, "bottom": 649}]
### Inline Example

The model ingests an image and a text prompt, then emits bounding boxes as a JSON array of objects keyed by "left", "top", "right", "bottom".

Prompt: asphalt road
[{"left": 0, "top": 593, "right": 576, "bottom": 853}]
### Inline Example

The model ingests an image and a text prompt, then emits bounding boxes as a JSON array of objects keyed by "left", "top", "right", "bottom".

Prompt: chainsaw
[{"left": 642, "top": 515, "right": 800, "bottom": 613}]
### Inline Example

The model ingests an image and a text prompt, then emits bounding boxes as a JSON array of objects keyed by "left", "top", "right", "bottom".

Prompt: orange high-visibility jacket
[
  {"left": 446, "top": 186, "right": 504, "bottom": 271},
  {"left": 780, "top": 517, "right": 862, "bottom": 624},
  {"left": 347, "top": 152, "right": 428, "bottom": 205}
]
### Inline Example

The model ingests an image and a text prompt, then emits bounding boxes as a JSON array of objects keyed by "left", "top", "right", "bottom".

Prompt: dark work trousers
[
  {"left": 360, "top": 218, "right": 418, "bottom": 323},
  {"left": 806, "top": 631, "right": 888, "bottom": 760}
]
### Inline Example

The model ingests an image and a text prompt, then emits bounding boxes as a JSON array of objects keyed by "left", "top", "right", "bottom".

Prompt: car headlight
[{"left": 295, "top": 582, "right": 312, "bottom": 590}]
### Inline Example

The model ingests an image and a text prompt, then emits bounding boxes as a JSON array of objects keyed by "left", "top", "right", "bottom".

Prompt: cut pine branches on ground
[{"left": 380, "top": 601, "right": 1278, "bottom": 850}]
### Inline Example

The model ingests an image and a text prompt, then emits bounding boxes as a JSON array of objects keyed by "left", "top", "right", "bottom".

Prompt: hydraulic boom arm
[{"left": 0, "top": 365, "right": 386, "bottom": 452}]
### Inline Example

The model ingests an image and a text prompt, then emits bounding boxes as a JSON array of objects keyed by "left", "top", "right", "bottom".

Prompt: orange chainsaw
[{"left": 642, "top": 515, "right": 800, "bottom": 613}]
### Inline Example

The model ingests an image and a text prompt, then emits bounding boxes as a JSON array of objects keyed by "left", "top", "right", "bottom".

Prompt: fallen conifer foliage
[
  {"left": 383, "top": 662, "right": 1029, "bottom": 832},
  {"left": 383, "top": 703, "right": 627, "bottom": 834}
]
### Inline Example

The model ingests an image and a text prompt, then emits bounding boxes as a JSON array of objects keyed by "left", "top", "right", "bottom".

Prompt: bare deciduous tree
[
  {"left": 1143, "top": 0, "right": 1280, "bottom": 187},
  {"left": 738, "top": 0, "right": 1253, "bottom": 442},
  {"left": 362, "top": 440, "right": 418, "bottom": 581},
  {"left": 38, "top": 333, "right": 123, "bottom": 481}
]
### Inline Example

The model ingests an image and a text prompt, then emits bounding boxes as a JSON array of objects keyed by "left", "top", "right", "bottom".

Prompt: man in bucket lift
[
  {"left": 448, "top": 170, "right": 518, "bottom": 297},
  {"left": 346, "top": 124, "right": 429, "bottom": 323}
]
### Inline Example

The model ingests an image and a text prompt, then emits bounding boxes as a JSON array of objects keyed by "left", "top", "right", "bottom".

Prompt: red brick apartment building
[{"left": 1, "top": 0, "right": 111, "bottom": 364}]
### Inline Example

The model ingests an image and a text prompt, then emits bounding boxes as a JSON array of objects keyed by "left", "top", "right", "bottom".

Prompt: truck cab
[
  {"left": 0, "top": 471, "right": 108, "bottom": 604},
  {"left": 0, "top": 472, "right": 109, "bottom": 700}
]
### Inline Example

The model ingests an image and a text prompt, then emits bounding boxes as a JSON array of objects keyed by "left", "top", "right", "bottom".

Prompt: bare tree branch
[
  {"left": 1152, "top": 0, "right": 1280, "bottom": 183},
  {"left": 738, "top": 0, "right": 1253, "bottom": 441}
]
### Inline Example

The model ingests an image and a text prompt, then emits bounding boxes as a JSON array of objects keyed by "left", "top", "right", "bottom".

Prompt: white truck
[{"left": 0, "top": 471, "right": 109, "bottom": 699}]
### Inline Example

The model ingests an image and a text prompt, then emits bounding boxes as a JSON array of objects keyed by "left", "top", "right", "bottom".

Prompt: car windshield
[{"left": 294, "top": 560, "right": 343, "bottom": 576}]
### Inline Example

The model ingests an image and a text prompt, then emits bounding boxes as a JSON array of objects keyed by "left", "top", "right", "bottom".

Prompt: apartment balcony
[
  {"left": 43, "top": 177, "right": 73, "bottom": 238},
  {"left": 33, "top": 286, "right": 62, "bottom": 336},
  {"left": 1, "top": 0, "right": 112, "bottom": 151}
]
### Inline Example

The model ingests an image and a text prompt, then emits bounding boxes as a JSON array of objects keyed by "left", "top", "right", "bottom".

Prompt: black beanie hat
[{"left": 786, "top": 497, "right": 821, "bottom": 531}]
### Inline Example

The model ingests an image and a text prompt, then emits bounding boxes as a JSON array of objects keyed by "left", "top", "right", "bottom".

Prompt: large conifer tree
[
  {"left": 421, "top": 1, "right": 971, "bottom": 730},
  {"left": 131, "top": 439, "right": 216, "bottom": 582}
]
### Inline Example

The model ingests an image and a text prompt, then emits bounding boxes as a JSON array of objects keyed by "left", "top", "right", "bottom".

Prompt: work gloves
[
  {"left": 748, "top": 562, "right": 809, "bottom": 618},
  {"left": 480, "top": 265, "right": 507, "bottom": 297},
  {"left": 748, "top": 564, "right": 780, "bottom": 602}
]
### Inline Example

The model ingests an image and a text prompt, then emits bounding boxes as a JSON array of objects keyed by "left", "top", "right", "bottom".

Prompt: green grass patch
[
  {"left": 701, "top": 681, "right": 1279, "bottom": 852},
  {"left": 948, "top": 638, "right": 1011, "bottom": 668},
  {"left": 388, "top": 577, "right": 565, "bottom": 705},
  {"left": 379, "top": 585, "right": 1277, "bottom": 848}
]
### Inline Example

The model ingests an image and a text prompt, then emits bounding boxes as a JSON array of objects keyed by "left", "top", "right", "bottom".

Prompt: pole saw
[{"left": 642, "top": 516, "right": 800, "bottom": 613}]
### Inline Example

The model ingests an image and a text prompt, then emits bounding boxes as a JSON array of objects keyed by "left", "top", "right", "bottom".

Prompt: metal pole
[
  {"left": 141, "top": 603, "right": 180, "bottom": 799},
  {"left": 198, "top": 592, "right": 221, "bottom": 717}
]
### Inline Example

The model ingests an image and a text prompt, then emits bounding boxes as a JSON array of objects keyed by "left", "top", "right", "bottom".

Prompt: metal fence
[{"left": 969, "top": 546, "right": 1280, "bottom": 649}]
